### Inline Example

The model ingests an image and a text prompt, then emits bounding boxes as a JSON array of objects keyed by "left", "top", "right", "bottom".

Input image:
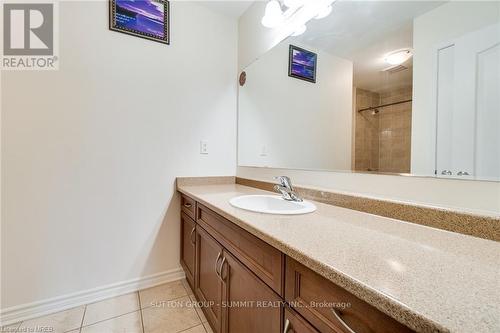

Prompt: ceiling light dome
[
  {"left": 385, "top": 49, "right": 413, "bottom": 65},
  {"left": 261, "top": 0, "right": 284, "bottom": 28}
]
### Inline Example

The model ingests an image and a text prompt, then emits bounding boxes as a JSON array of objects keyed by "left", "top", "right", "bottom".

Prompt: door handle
[
  {"left": 183, "top": 202, "right": 192, "bottom": 208},
  {"left": 215, "top": 252, "right": 222, "bottom": 279},
  {"left": 457, "top": 171, "right": 470, "bottom": 176},
  {"left": 190, "top": 227, "right": 195, "bottom": 245},
  {"left": 283, "top": 319, "right": 291, "bottom": 333},
  {"left": 441, "top": 170, "right": 452, "bottom": 175},
  {"left": 219, "top": 257, "right": 227, "bottom": 281},
  {"left": 332, "top": 309, "right": 357, "bottom": 333}
]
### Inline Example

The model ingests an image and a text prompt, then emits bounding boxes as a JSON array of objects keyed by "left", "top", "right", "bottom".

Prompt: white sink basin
[{"left": 229, "top": 195, "right": 316, "bottom": 215}]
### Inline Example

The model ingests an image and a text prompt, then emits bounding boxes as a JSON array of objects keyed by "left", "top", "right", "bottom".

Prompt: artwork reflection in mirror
[
  {"left": 238, "top": 0, "right": 500, "bottom": 181},
  {"left": 289, "top": 45, "right": 317, "bottom": 83}
]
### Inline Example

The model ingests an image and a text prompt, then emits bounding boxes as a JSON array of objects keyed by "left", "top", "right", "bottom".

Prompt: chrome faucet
[{"left": 274, "top": 176, "right": 303, "bottom": 202}]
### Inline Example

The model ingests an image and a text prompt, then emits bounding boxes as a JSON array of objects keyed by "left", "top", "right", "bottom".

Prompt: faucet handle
[
  {"left": 273, "top": 177, "right": 303, "bottom": 202},
  {"left": 274, "top": 184, "right": 293, "bottom": 200},
  {"left": 274, "top": 176, "right": 293, "bottom": 189}
]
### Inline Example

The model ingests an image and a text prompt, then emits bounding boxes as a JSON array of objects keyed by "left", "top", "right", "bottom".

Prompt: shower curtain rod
[{"left": 358, "top": 99, "right": 412, "bottom": 113}]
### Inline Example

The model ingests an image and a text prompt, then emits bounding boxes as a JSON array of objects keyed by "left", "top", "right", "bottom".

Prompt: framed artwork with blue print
[
  {"left": 109, "top": 0, "right": 170, "bottom": 44},
  {"left": 288, "top": 45, "right": 317, "bottom": 83}
]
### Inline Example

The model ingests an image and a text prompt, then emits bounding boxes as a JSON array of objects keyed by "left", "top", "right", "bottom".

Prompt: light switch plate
[
  {"left": 260, "top": 145, "right": 268, "bottom": 156},
  {"left": 200, "top": 141, "right": 208, "bottom": 154}
]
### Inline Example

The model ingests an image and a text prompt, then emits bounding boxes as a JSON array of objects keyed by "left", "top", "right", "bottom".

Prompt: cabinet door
[
  {"left": 221, "top": 250, "right": 282, "bottom": 333},
  {"left": 180, "top": 212, "right": 196, "bottom": 289},
  {"left": 195, "top": 226, "right": 224, "bottom": 333},
  {"left": 284, "top": 307, "right": 319, "bottom": 333}
]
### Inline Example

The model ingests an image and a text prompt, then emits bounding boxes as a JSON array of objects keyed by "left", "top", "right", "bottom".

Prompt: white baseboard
[{"left": 0, "top": 267, "right": 185, "bottom": 326}]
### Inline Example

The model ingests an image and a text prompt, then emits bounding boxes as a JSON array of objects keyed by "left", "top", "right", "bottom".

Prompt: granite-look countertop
[{"left": 177, "top": 182, "right": 500, "bottom": 333}]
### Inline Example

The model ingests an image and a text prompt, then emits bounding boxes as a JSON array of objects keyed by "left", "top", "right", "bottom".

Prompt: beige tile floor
[{"left": 2, "top": 279, "right": 212, "bottom": 333}]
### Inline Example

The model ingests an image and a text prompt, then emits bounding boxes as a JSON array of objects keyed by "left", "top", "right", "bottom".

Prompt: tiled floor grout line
[
  {"left": 181, "top": 280, "right": 209, "bottom": 332},
  {"left": 181, "top": 280, "right": 191, "bottom": 295},
  {"left": 78, "top": 304, "right": 87, "bottom": 333},
  {"left": 80, "top": 309, "right": 141, "bottom": 329},
  {"left": 81, "top": 290, "right": 137, "bottom": 308},
  {"left": 139, "top": 293, "right": 190, "bottom": 310},
  {"left": 139, "top": 285, "right": 195, "bottom": 332},
  {"left": 182, "top": 282, "right": 209, "bottom": 333},
  {"left": 176, "top": 323, "right": 206, "bottom": 333},
  {"left": 188, "top": 295, "right": 205, "bottom": 323},
  {"left": 10, "top": 321, "right": 22, "bottom": 333},
  {"left": 137, "top": 291, "right": 145, "bottom": 333}
]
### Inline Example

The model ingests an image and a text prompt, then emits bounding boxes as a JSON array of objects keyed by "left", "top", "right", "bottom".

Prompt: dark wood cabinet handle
[
  {"left": 190, "top": 227, "right": 196, "bottom": 245},
  {"left": 332, "top": 309, "right": 357, "bottom": 333},
  {"left": 183, "top": 203, "right": 192, "bottom": 208},
  {"left": 283, "top": 319, "right": 291, "bottom": 333}
]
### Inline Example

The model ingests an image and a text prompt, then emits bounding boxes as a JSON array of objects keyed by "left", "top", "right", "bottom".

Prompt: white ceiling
[
  {"left": 196, "top": 1, "right": 254, "bottom": 18},
  {"left": 293, "top": 1, "right": 445, "bottom": 92}
]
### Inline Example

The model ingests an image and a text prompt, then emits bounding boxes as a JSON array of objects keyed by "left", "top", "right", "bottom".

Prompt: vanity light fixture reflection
[
  {"left": 261, "top": 0, "right": 284, "bottom": 28},
  {"left": 261, "top": 0, "right": 336, "bottom": 31}
]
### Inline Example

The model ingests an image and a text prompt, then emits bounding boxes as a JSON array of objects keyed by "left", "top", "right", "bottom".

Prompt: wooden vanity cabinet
[
  {"left": 180, "top": 212, "right": 196, "bottom": 289},
  {"left": 180, "top": 194, "right": 415, "bottom": 333}
]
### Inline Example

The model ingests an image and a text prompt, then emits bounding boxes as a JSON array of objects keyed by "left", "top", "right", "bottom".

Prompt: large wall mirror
[{"left": 238, "top": 0, "right": 500, "bottom": 181}]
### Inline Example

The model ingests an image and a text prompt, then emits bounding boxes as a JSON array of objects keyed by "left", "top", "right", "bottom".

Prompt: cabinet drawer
[
  {"left": 181, "top": 194, "right": 196, "bottom": 220},
  {"left": 284, "top": 307, "right": 319, "bottom": 333},
  {"left": 285, "top": 257, "right": 414, "bottom": 333},
  {"left": 197, "top": 204, "right": 284, "bottom": 296}
]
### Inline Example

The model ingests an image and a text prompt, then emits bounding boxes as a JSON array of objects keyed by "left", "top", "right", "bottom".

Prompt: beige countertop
[{"left": 177, "top": 182, "right": 500, "bottom": 333}]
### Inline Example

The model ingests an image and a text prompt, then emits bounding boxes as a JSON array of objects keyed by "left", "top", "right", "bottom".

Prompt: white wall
[
  {"left": 237, "top": 1, "right": 500, "bottom": 216},
  {"left": 1, "top": 0, "right": 237, "bottom": 311},
  {"left": 238, "top": 41, "right": 353, "bottom": 170},
  {"left": 411, "top": 1, "right": 500, "bottom": 176}
]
